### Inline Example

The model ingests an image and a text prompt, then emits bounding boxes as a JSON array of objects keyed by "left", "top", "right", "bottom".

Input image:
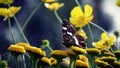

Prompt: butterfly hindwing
[{"left": 62, "top": 19, "right": 86, "bottom": 48}]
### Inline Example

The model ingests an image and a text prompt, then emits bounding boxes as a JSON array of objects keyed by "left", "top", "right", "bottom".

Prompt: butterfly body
[{"left": 62, "top": 19, "right": 86, "bottom": 48}]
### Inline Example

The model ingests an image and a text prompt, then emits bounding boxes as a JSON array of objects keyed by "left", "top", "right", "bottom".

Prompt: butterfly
[{"left": 62, "top": 19, "right": 86, "bottom": 48}]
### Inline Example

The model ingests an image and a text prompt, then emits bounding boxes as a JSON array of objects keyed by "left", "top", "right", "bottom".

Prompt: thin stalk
[
  {"left": 22, "top": 2, "right": 43, "bottom": 30},
  {"left": 13, "top": 16, "right": 29, "bottom": 44},
  {"left": 69, "top": 57, "right": 73, "bottom": 68},
  {"left": 21, "top": 55, "right": 26, "bottom": 68},
  {"left": 73, "top": 55, "right": 78, "bottom": 68},
  {"left": 90, "top": 22, "right": 107, "bottom": 32},
  {"left": 87, "top": 24, "right": 94, "bottom": 43},
  {"left": 47, "top": 46, "right": 53, "bottom": 51},
  {"left": 8, "top": 18, "right": 16, "bottom": 44},
  {"left": 75, "top": 0, "right": 82, "bottom": 9},
  {"left": 54, "top": 10, "right": 62, "bottom": 23},
  {"left": 56, "top": 59, "right": 60, "bottom": 68},
  {"left": 15, "top": 57, "right": 19, "bottom": 68}
]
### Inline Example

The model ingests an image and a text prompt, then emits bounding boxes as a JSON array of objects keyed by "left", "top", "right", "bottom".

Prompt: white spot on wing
[
  {"left": 73, "top": 36, "right": 79, "bottom": 45},
  {"left": 67, "top": 32, "right": 73, "bottom": 36},
  {"left": 62, "top": 27, "right": 67, "bottom": 30}
]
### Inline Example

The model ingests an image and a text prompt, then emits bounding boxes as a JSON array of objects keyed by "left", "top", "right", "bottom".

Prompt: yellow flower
[
  {"left": 40, "top": 57, "right": 51, "bottom": 66},
  {"left": 116, "top": 0, "right": 120, "bottom": 7},
  {"left": 112, "top": 61, "right": 120, "bottom": 67},
  {"left": 71, "top": 46, "right": 87, "bottom": 55},
  {"left": 50, "top": 57, "right": 57, "bottom": 66},
  {"left": 26, "top": 46, "right": 46, "bottom": 57},
  {"left": 78, "top": 55, "right": 88, "bottom": 63},
  {"left": 42, "top": 0, "right": 57, "bottom": 3},
  {"left": 95, "top": 59, "right": 109, "bottom": 67},
  {"left": 92, "top": 32, "right": 115, "bottom": 49},
  {"left": 103, "top": 52, "right": 115, "bottom": 57},
  {"left": 76, "top": 60, "right": 89, "bottom": 68},
  {"left": 76, "top": 29, "right": 87, "bottom": 40},
  {"left": 44, "top": 2, "right": 64, "bottom": 11},
  {"left": 50, "top": 50, "right": 68, "bottom": 59},
  {"left": 0, "top": 0, "right": 14, "bottom": 4},
  {"left": 8, "top": 45, "right": 26, "bottom": 54},
  {"left": 70, "top": 4, "right": 93, "bottom": 28},
  {"left": 86, "top": 48, "right": 101, "bottom": 56},
  {"left": 16, "top": 42, "right": 30, "bottom": 50},
  {"left": 0, "top": 6, "right": 21, "bottom": 21},
  {"left": 98, "top": 56, "right": 117, "bottom": 63}
]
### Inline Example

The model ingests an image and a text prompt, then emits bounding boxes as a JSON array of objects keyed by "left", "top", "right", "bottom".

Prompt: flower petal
[
  {"left": 84, "top": 4, "right": 93, "bottom": 17},
  {"left": 70, "top": 6, "right": 83, "bottom": 18}
]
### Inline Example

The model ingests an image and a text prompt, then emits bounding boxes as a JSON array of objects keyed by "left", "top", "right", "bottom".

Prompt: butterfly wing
[{"left": 62, "top": 19, "right": 86, "bottom": 48}]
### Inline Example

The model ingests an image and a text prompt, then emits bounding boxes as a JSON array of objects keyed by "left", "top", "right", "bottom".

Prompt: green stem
[
  {"left": 87, "top": 24, "right": 94, "bottom": 43},
  {"left": 22, "top": 2, "right": 43, "bottom": 30},
  {"left": 8, "top": 18, "right": 16, "bottom": 44},
  {"left": 15, "top": 57, "right": 19, "bottom": 68},
  {"left": 73, "top": 55, "right": 78, "bottom": 68},
  {"left": 21, "top": 55, "right": 26, "bottom": 68},
  {"left": 69, "top": 57, "right": 73, "bottom": 68},
  {"left": 90, "top": 22, "right": 107, "bottom": 33},
  {"left": 75, "top": 0, "right": 82, "bottom": 9},
  {"left": 48, "top": 46, "right": 53, "bottom": 51},
  {"left": 13, "top": 16, "right": 29, "bottom": 44},
  {"left": 56, "top": 59, "right": 60, "bottom": 68},
  {"left": 54, "top": 10, "right": 62, "bottom": 23}
]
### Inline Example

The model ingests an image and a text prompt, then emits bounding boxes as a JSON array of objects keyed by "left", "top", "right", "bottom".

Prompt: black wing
[{"left": 62, "top": 19, "right": 86, "bottom": 48}]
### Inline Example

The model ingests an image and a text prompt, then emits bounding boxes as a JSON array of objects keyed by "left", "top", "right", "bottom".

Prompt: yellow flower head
[
  {"left": 76, "top": 60, "right": 89, "bottom": 68},
  {"left": 71, "top": 46, "right": 87, "bottom": 55},
  {"left": 50, "top": 50, "right": 68, "bottom": 59},
  {"left": 114, "top": 50, "right": 120, "bottom": 59},
  {"left": 92, "top": 32, "right": 115, "bottom": 49},
  {"left": 0, "top": 0, "right": 14, "bottom": 4},
  {"left": 76, "top": 29, "right": 87, "bottom": 40},
  {"left": 95, "top": 59, "right": 109, "bottom": 67},
  {"left": 78, "top": 55, "right": 88, "bottom": 63},
  {"left": 70, "top": 4, "right": 93, "bottom": 28},
  {"left": 67, "top": 49, "right": 76, "bottom": 57},
  {"left": 0, "top": 6, "right": 21, "bottom": 21},
  {"left": 98, "top": 56, "right": 117, "bottom": 63},
  {"left": 8, "top": 45, "right": 26, "bottom": 54},
  {"left": 42, "top": 0, "right": 57, "bottom": 3},
  {"left": 27, "top": 46, "right": 46, "bottom": 57},
  {"left": 50, "top": 57, "right": 57, "bottom": 66},
  {"left": 86, "top": 48, "right": 101, "bottom": 56},
  {"left": 116, "top": 0, "right": 120, "bottom": 7},
  {"left": 103, "top": 52, "right": 115, "bottom": 57},
  {"left": 16, "top": 42, "right": 30, "bottom": 50},
  {"left": 44, "top": 2, "right": 64, "bottom": 11},
  {"left": 40, "top": 57, "right": 51, "bottom": 66},
  {"left": 112, "top": 61, "right": 120, "bottom": 67}
]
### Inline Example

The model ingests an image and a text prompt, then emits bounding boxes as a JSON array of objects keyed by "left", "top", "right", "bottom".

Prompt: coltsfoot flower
[
  {"left": 95, "top": 59, "right": 109, "bottom": 67},
  {"left": 114, "top": 50, "right": 120, "bottom": 59},
  {"left": 50, "top": 50, "right": 68, "bottom": 59},
  {"left": 26, "top": 46, "right": 46, "bottom": 57},
  {"left": 71, "top": 46, "right": 87, "bottom": 55},
  {"left": 8, "top": 45, "right": 26, "bottom": 54},
  {"left": 76, "top": 60, "right": 89, "bottom": 68},
  {"left": 39, "top": 57, "right": 52, "bottom": 66},
  {"left": 76, "top": 29, "right": 87, "bottom": 40},
  {"left": 50, "top": 57, "right": 57, "bottom": 66},
  {"left": 98, "top": 56, "right": 117, "bottom": 63},
  {"left": 42, "top": 0, "right": 57, "bottom": 3},
  {"left": 44, "top": 2, "right": 64, "bottom": 11},
  {"left": 0, "top": 0, "right": 14, "bottom": 4},
  {"left": 86, "top": 48, "right": 101, "bottom": 56},
  {"left": 0, "top": 6, "right": 21, "bottom": 21},
  {"left": 17, "top": 42, "right": 30, "bottom": 50},
  {"left": 112, "top": 61, "right": 120, "bottom": 67},
  {"left": 103, "top": 52, "right": 115, "bottom": 57},
  {"left": 70, "top": 4, "right": 93, "bottom": 28}
]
